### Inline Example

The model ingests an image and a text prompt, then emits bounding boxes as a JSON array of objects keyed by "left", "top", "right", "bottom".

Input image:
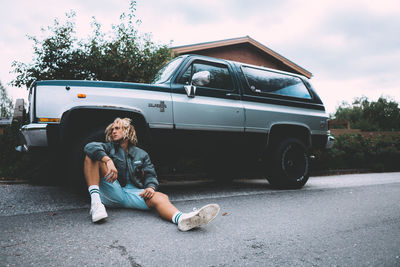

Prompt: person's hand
[
  {"left": 139, "top": 187, "right": 155, "bottom": 200},
  {"left": 104, "top": 160, "right": 118, "bottom": 183}
]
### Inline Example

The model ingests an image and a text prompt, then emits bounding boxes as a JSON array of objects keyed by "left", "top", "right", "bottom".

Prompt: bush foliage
[
  {"left": 0, "top": 121, "right": 48, "bottom": 179},
  {"left": 0, "top": 82, "right": 13, "bottom": 118},
  {"left": 312, "top": 133, "right": 400, "bottom": 173},
  {"left": 334, "top": 96, "right": 400, "bottom": 131}
]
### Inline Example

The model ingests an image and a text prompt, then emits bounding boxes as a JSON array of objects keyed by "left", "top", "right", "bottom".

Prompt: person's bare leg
[
  {"left": 146, "top": 192, "right": 178, "bottom": 221},
  {"left": 146, "top": 192, "right": 220, "bottom": 231},
  {"left": 84, "top": 155, "right": 105, "bottom": 186},
  {"left": 84, "top": 155, "right": 108, "bottom": 222}
]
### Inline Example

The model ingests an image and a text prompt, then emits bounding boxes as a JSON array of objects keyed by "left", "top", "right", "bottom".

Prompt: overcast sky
[{"left": 1, "top": 0, "right": 399, "bottom": 114}]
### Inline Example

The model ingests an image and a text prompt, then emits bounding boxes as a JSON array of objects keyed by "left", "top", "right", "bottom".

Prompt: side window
[
  {"left": 242, "top": 66, "right": 312, "bottom": 99},
  {"left": 178, "top": 62, "right": 234, "bottom": 90}
]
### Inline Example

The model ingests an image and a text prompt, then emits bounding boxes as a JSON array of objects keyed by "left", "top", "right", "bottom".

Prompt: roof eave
[{"left": 172, "top": 36, "right": 312, "bottom": 78}]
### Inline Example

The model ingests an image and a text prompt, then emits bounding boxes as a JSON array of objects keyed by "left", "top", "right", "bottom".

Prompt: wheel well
[
  {"left": 267, "top": 124, "right": 311, "bottom": 149},
  {"left": 59, "top": 107, "right": 149, "bottom": 146}
]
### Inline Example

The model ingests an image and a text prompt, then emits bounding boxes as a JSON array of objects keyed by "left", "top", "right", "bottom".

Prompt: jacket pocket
[{"left": 132, "top": 161, "right": 144, "bottom": 182}]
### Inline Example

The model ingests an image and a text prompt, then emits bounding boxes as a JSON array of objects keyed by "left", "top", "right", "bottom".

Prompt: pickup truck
[{"left": 18, "top": 54, "right": 334, "bottom": 188}]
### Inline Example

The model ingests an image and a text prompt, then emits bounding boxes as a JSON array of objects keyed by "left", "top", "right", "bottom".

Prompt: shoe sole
[
  {"left": 91, "top": 208, "right": 108, "bottom": 223},
  {"left": 178, "top": 204, "right": 220, "bottom": 231},
  {"left": 92, "top": 213, "right": 108, "bottom": 223}
]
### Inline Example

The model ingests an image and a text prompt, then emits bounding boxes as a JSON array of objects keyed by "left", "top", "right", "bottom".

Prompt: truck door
[
  {"left": 169, "top": 59, "right": 245, "bottom": 157},
  {"left": 171, "top": 59, "right": 244, "bottom": 132}
]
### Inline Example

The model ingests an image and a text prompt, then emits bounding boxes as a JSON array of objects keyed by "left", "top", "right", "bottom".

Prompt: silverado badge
[{"left": 148, "top": 101, "right": 167, "bottom": 112}]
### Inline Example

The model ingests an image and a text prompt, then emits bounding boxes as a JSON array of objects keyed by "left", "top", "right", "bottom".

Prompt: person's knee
[
  {"left": 156, "top": 192, "right": 169, "bottom": 201},
  {"left": 148, "top": 192, "right": 169, "bottom": 206},
  {"left": 84, "top": 155, "right": 91, "bottom": 164}
]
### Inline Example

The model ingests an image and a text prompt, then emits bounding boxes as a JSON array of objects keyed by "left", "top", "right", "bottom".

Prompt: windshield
[{"left": 152, "top": 57, "right": 184, "bottom": 84}]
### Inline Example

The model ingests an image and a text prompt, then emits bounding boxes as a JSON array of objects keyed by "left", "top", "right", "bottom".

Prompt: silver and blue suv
[{"left": 19, "top": 54, "right": 334, "bottom": 188}]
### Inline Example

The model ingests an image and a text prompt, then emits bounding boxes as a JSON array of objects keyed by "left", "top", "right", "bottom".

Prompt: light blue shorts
[{"left": 99, "top": 178, "right": 150, "bottom": 210}]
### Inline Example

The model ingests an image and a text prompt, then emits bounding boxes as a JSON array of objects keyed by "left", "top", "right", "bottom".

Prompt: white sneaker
[
  {"left": 178, "top": 204, "right": 220, "bottom": 231},
  {"left": 90, "top": 202, "right": 108, "bottom": 222}
]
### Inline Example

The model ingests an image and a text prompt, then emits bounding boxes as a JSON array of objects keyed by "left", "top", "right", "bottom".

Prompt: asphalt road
[{"left": 1, "top": 172, "right": 400, "bottom": 266}]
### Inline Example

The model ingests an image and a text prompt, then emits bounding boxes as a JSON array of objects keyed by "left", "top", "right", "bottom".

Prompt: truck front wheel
[
  {"left": 67, "top": 127, "right": 106, "bottom": 187},
  {"left": 265, "top": 138, "right": 309, "bottom": 189}
]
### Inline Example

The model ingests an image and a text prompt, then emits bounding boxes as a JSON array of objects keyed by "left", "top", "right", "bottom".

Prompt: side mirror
[
  {"left": 184, "top": 71, "right": 211, "bottom": 98},
  {"left": 192, "top": 71, "right": 210, "bottom": 86}
]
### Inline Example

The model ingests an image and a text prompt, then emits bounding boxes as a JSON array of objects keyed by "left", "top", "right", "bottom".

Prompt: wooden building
[{"left": 172, "top": 36, "right": 312, "bottom": 79}]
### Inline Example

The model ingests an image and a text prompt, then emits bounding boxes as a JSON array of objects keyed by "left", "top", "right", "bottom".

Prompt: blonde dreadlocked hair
[{"left": 105, "top": 117, "right": 138, "bottom": 146}]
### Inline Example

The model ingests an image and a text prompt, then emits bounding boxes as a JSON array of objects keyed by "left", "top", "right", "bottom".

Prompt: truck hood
[{"left": 36, "top": 80, "right": 169, "bottom": 92}]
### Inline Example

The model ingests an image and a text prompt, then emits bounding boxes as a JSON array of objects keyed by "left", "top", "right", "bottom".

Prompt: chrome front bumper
[{"left": 17, "top": 123, "right": 48, "bottom": 152}]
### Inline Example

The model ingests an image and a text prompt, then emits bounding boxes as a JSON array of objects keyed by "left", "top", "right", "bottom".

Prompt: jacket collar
[{"left": 112, "top": 142, "right": 137, "bottom": 158}]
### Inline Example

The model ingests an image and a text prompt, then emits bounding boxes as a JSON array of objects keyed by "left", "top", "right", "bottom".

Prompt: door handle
[{"left": 226, "top": 93, "right": 241, "bottom": 100}]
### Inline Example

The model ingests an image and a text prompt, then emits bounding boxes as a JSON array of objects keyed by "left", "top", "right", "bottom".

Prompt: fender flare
[
  {"left": 59, "top": 105, "right": 149, "bottom": 144},
  {"left": 266, "top": 123, "right": 312, "bottom": 149}
]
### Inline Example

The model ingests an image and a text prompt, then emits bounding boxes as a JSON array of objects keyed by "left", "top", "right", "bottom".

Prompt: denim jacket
[{"left": 84, "top": 142, "right": 159, "bottom": 190}]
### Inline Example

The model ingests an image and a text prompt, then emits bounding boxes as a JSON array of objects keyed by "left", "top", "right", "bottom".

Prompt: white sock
[
  {"left": 172, "top": 211, "right": 183, "bottom": 224},
  {"left": 88, "top": 185, "right": 101, "bottom": 205}
]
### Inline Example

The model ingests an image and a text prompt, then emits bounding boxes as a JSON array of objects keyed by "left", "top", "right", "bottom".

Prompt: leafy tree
[
  {"left": 0, "top": 81, "right": 13, "bottom": 118},
  {"left": 11, "top": 1, "right": 174, "bottom": 89},
  {"left": 4, "top": 1, "right": 174, "bottom": 180},
  {"left": 334, "top": 96, "right": 400, "bottom": 131}
]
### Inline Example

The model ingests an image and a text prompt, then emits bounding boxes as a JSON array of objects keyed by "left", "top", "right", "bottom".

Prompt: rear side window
[
  {"left": 242, "top": 66, "right": 311, "bottom": 99},
  {"left": 178, "top": 62, "right": 234, "bottom": 91}
]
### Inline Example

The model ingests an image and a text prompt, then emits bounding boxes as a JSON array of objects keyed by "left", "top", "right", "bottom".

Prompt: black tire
[
  {"left": 265, "top": 138, "right": 309, "bottom": 189},
  {"left": 67, "top": 127, "right": 106, "bottom": 188}
]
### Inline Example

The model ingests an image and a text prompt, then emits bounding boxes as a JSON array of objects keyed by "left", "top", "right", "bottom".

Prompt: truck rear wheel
[{"left": 265, "top": 138, "right": 309, "bottom": 189}]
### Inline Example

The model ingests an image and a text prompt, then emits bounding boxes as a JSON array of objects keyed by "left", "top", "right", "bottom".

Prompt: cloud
[
  {"left": 322, "top": 8, "right": 400, "bottom": 52},
  {"left": 264, "top": 1, "right": 400, "bottom": 88},
  {"left": 313, "top": 74, "right": 400, "bottom": 114}
]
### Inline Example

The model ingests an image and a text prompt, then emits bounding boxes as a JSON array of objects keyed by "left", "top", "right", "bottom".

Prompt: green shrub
[
  {"left": 0, "top": 121, "right": 52, "bottom": 181},
  {"left": 312, "top": 133, "right": 400, "bottom": 173},
  {"left": 0, "top": 121, "right": 27, "bottom": 178}
]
